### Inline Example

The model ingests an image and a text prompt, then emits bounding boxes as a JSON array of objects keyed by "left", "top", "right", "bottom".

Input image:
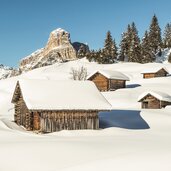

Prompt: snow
[
  {"left": 15, "top": 79, "right": 112, "bottom": 110},
  {"left": 0, "top": 58, "right": 171, "bottom": 171},
  {"left": 51, "top": 28, "right": 68, "bottom": 37},
  {"left": 141, "top": 67, "right": 169, "bottom": 74},
  {"left": 138, "top": 91, "right": 171, "bottom": 102},
  {"left": 87, "top": 69, "right": 130, "bottom": 80}
]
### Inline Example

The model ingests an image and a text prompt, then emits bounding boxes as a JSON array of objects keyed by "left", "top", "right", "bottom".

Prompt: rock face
[
  {"left": 20, "top": 28, "right": 77, "bottom": 72},
  {"left": 72, "top": 42, "right": 90, "bottom": 54}
]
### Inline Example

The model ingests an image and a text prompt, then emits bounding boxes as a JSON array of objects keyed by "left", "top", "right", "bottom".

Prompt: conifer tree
[
  {"left": 141, "top": 31, "right": 154, "bottom": 63},
  {"left": 148, "top": 15, "right": 162, "bottom": 56},
  {"left": 102, "top": 31, "right": 118, "bottom": 63},
  {"left": 163, "top": 23, "right": 171, "bottom": 48},
  {"left": 119, "top": 24, "right": 132, "bottom": 61},
  {"left": 128, "top": 22, "right": 141, "bottom": 63}
]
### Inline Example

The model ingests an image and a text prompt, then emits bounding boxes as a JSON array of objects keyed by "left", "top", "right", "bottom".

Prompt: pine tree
[
  {"left": 128, "top": 22, "right": 141, "bottom": 63},
  {"left": 141, "top": 31, "right": 154, "bottom": 63},
  {"left": 163, "top": 23, "right": 171, "bottom": 48},
  {"left": 102, "top": 31, "right": 118, "bottom": 63},
  {"left": 148, "top": 15, "right": 162, "bottom": 57},
  {"left": 119, "top": 24, "right": 132, "bottom": 61}
]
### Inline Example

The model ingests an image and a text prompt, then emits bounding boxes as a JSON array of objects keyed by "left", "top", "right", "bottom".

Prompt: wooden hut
[
  {"left": 138, "top": 91, "right": 171, "bottom": 109},
  {"left": 87, "top": 70, "right": 129, "bottom": 91},
  {"left": 141, "top": 67, "right": 169, "bottom": 79},
  {"left": 11, "top": 80, "right": 111, "bottom": 133}
]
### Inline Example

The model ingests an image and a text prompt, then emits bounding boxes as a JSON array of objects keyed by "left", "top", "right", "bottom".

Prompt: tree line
[{"left": 77, "top": 15, "right": 171, "bottom": 63}]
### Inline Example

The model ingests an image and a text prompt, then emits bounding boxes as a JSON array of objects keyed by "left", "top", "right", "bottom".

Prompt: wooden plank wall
[
  {"left": 89, "top": 73, "right": 109, "bottom": 91},
  {"left": 110, "top": 80, "right": 125, "bottom": 90},
  {"left": 37, "top": 111, "right": 99, "bottom": 133}
]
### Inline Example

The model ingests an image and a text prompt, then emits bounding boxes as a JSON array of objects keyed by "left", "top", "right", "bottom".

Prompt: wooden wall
[
  {"left": 14, "top": 91, "right": 33, "bottom": 130},
  {"left": 143, "top": 73, "right": 155, "bottom": 79},
  {"left": 155, "top": 69, "right": 168, "bottom": 77},
  {"left": 88, "top": 73, "right": 109, "bottom": 91},
  {"left": 143, "top": 69, "right": 167, "bottom": 79},
  {"left": 36, "top": 110, "right": 99, "bottom": 133},
  {"left": 109, "top": 80, "right": 126, "bottom": 90}
]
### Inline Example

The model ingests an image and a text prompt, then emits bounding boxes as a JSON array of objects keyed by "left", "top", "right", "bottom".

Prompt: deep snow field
[{"left": 0, "top": 58, "right": 171, "bottom": 171}]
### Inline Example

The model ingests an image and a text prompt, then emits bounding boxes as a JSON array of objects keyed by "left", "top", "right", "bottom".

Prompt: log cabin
[
  {"left": 141, "top": 67, "right": 169, "bottom": 79},
  {"left": 11, "top": 80, "right": 111, "bottom": 133},
  {"left": 138, "top": 91, "right": 171, "bottom": 109},
  {"left": 87, "top": 70, "right": 129, "bottom": 91}
]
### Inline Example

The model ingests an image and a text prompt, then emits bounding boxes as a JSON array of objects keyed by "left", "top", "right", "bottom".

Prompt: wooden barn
[
  {"left": 11, "top": 80, "right": 111, "bottom": 133},
  {"left": 87, "top": 70, "right": 129, "bottom": 91},
  {"left": 138, "top": 91, "right": 171, "bottom": 109},
  {"left": 141, "top": 67, "right": 169, "bottom": 79}
]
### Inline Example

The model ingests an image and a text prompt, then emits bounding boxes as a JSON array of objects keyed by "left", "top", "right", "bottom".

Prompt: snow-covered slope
[{"left": 0, "top": 58, "right": 171, "bottom": 171}]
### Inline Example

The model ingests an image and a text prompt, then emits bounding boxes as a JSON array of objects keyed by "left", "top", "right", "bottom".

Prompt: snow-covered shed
[
  {"left": 87, "top": 70, "right": 129, "bottom": 91},
  {"left": 138, "top": 91, "right": 171, "bottom": 109},
  {"left": 11, "top": 79, "right": 111, "bottom": 133},
  {"left": 141, "top": 67, "right": 169, "bottom": 79}
]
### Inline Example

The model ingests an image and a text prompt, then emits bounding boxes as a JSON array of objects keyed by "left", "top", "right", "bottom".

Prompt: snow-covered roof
[
  {"left": 141, "top": 67, "right": 169, "bottom": 74},
  {"left": 13, "top": 79, "right": 112, "bottom": 111},
  {"left": 138, "top": 91, "right": 171, "bottom": 102},
  {"left": 87, "top": 70, "right": 130, "bottom": 81}
]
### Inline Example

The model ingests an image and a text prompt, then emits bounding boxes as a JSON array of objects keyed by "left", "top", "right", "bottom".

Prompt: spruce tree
[
  {"left": 102, "top": 31, "right": 118, "bottom": 63},
  {"left": 119, "top": 24, "right": 132, "bottom": 61},
  {"left": 148, "top": 15, "right": 162, "bottom": 57},
  {"left": 163, "top": 23, "right": 171, "bottom": 48},
  {"left": 141, "top": 31, "right": 154, "bottom": 63},
  {"left": 128, "top": 22, "right": 141, "bottom": 63}
]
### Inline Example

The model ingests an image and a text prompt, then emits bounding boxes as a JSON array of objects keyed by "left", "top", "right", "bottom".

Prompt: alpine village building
[
  {"left": 141, "top": 67, "right": 169, "bottom": 79},
  {"left": 11, "top": 80, "right": 111, "bottom": 133},
  {"left": 87, "top": 70, "right": 129, "bottom": 92},
  {"left": 138, "top": 91, "right": 171, "bottom": 109}
]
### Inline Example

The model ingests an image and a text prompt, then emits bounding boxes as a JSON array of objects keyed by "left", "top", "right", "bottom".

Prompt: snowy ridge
[
  {"left": 0, "top": 64, "right": 17, "bottom": 80},
  {"left": 51, "top": 28, "right": 69, "bottom": 38}
]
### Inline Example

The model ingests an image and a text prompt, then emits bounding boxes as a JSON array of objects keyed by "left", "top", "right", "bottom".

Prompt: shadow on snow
[
  {"left": 99, "top": 110, "right": 150, "bottom": 130},
  {"left": 126, "top": 84, "right": 141, "bottom": 89}
]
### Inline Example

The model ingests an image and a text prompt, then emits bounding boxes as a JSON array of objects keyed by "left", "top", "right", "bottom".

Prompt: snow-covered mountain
[
  {"left": 0, "top": 64, "right": 19, "bottom": 80},
  {"left": 156, "top": 48, "right": 171, "bottom": 63},
  {"left": 19, "top": 28, "right": 77, "bottom": 72}
]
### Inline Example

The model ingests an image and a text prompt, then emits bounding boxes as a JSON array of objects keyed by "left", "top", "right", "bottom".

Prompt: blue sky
[{"left": 0, "top": 0, "right": 171, "bottom": 67}]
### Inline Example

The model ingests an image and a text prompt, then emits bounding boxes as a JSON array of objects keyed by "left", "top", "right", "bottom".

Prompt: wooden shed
[
  {"left": 87, "top": 70, "right": 129, "bottom": 91},
  {"left": 141, "top": 67, "right": 169, "bottom": 79},
  {"left": 138, "top": 91, "right": 171, "bottom": 109},
  {"left": 11, "top": 80, "right": 111, "bottom": 133}
]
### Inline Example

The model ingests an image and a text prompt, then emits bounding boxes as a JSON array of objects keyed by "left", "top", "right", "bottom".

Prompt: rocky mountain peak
[{"left": 19, "top": 28, "right": 77, "bottom": 72}]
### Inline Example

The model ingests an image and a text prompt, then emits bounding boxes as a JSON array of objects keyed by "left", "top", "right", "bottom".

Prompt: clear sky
[{"left": 0, "top": 0, "right": 171, "bottom": 67}]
